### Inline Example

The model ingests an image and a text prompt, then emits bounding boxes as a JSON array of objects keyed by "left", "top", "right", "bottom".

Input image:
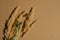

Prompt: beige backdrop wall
[{"left": 0, "top": 0, "right": 60, "bottom": 40}]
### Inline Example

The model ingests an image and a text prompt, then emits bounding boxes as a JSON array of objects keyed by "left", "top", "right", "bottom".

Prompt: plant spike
[{"left": 3, "top": 6, "right": 37, "bottom": 40}]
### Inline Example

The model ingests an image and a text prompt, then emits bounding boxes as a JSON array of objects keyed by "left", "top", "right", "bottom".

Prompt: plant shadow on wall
[{"left": 3, "top": 5, "right": 37, "bottom": 40}]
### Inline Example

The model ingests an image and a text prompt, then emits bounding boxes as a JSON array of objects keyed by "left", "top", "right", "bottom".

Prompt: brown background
[{"left": 0, "top": 0, "right": 60, "bottom": 40}]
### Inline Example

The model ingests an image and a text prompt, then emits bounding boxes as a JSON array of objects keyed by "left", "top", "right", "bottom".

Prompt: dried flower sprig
[{"left": 3, "top": 6, "right": 37, "bottom": 40}]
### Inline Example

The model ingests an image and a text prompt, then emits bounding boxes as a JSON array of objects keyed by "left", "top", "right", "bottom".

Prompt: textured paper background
[{"left": 0, "top": 0, "right": 60, "bottom": 40}]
